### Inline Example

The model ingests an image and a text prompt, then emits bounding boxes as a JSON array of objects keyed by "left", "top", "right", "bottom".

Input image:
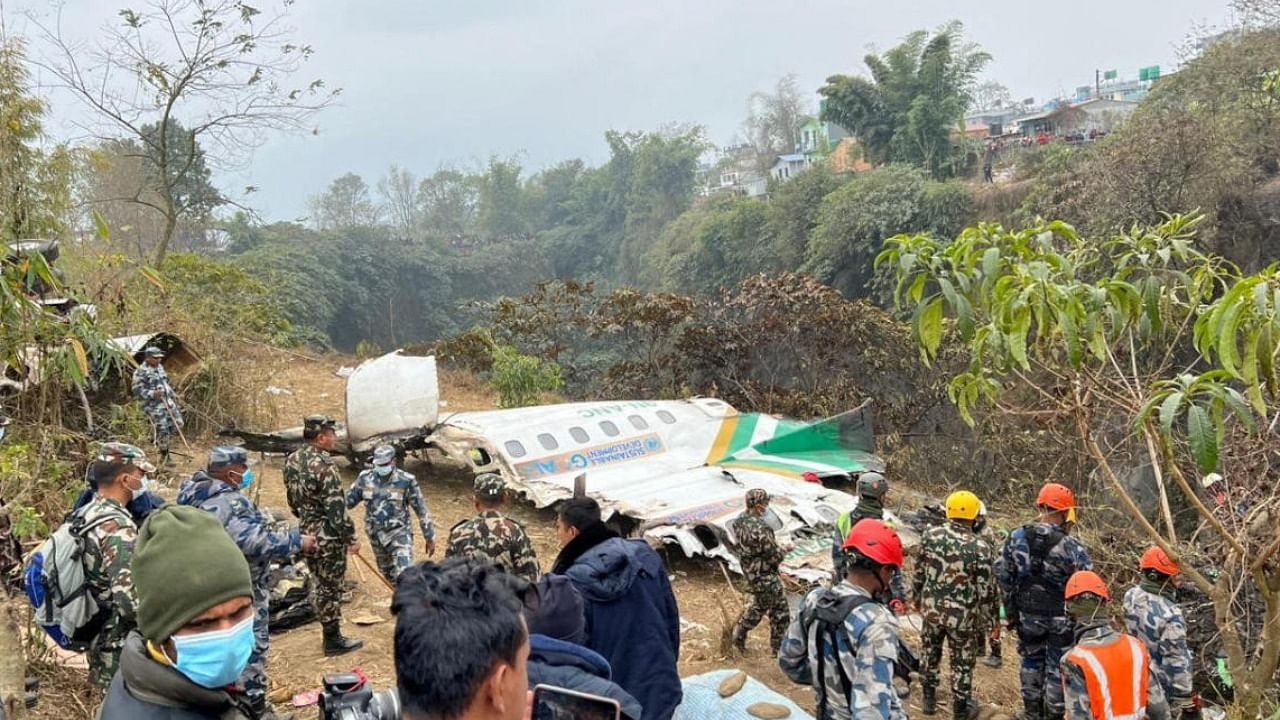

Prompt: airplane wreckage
[{"left": 226, "top": 350, "right": 906, "bottom": 581}]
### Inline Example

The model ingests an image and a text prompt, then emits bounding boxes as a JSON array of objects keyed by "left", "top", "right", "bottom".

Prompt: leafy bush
[{"left": 488, "top": 344, "right": 563, "bottom": 408}]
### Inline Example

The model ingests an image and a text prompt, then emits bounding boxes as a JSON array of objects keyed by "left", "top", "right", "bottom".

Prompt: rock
[
  {"left": 746, "top": 702, "right": 791, "bottom": 718},
  {"left": 718, "top": 670, "right": 747, "bottom": 697}
]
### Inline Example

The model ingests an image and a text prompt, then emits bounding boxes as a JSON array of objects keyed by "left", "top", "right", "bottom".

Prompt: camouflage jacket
[
  {"left": 346, "top": 468, "right": 434, "bottom": 542},
  {"left": 177, "top": 472, "right": 302, "bottom": 584},
  {"left": 80, "top": 497, "right": 138, "bottom": 660},
  {"left": 131, "top": 364, "right": 177, "bottom": 411},
  {"left": 997, "top": 521, "right": 1092, "bottom": 618},
  {"left": 283, "top": 445, "right": 354, "bottom": 544},
  {"left": 780, "top": 581, "right": 905, "bottom": 720},
  {"left": 1061, "top": 624, "right": 1169, "bottom": 720},
  {"left": 732, "top": 510, "right": 783, "bottom": 581},
  {"left": 1123, "top": 583, "right": 1194, "bottom": 701},
  {"left": 912, "top": 521, "right": 999, "bottom": 631},
  {"left": 445, "top": 510, "right": 540, "bottom": 583}
]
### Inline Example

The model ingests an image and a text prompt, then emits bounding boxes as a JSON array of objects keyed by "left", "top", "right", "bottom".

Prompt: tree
[
  {"left": 309, "top": 173, "right": 381, "bottom": 230},
  {"left": 418, "top": 167, "right": 479, "bottom": 241},
  {"left": 34, "top": 0, "right": 336, "bottom": 265},
  {"left": 819, "top": 21, "right": 990, "bottom": 178},
  {"left": 0, "top": 39, "right": 75, "bottom": 242},
  {"left": 881, "top": 215, "right": 1280, "bottom": 717},
  {"left": 744, "top": 74, "right": 811, "bottom": 169},
  {"left": 377, "top": 164, "right": 419, "bottom": 238},
  {"left": 476, "top": 156, "right": 527, "bottom": 241},
  {"left": 972, "top": 80, "right": 1012, "bottom": 111},
  {"left": 85, "top": 121, "right": 226, "bottom": 257}
]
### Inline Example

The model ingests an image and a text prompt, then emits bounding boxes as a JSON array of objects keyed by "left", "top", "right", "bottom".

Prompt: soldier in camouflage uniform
[
  {"left": 179, "top": 446, "right": 316, "bottom": 719},
  {"left": 445, "top": 473, "right": 540, "bottom": 582},
  {"left": 998, "top": 483, "right": 1092, "bottom": 720},
  {"left": 1061, "top": 571, "right": 1169, "bottom": 720},
  {"left": 345, "top": 444, "right": 435, "bottom": 583},
  {"left": 832, "top": 472, "right": 908, "bottom": 612},
  {"left": 131, "top": 346, "right": 183, "bottom": 465},
  {"left": 80, "top": 446, "right": 153, "bottom": 687},
  {"left": 913, "top": 491, "right": 999, "bottom": 720},
  {"left": 781, "top": 518, "right": 907, "bottom": 720},
  {"left": 731, "top": 488, "right": 790, "bottom": 654},
  {"left": 283, "top": 415, "right": 363, "bottom": 656},
  {"left": 1124, "top": 547, "right": 1197, "bottom": 720}
]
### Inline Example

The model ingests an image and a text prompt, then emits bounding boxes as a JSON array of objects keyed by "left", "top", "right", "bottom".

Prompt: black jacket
[{"left": 98, "top": 632, "right": 250, "bottom": 720}]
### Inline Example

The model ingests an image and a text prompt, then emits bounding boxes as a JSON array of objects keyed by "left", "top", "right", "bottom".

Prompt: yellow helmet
[{"left": 945, "top": 490, "right": 982, "bottom": 520}]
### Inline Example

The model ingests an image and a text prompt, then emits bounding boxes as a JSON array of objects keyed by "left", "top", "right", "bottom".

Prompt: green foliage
[
  {"left": 489, "top": 344, "right": 563, "bottom": 408},
  {"left": 765, "top": 164, "right": 846, "bottom": 270},
  {"left": 0, "top": 439, "right": 79, "bottom": 540},
  {"left": 819, "top": 21, "right": 990, "bottom": 179},
  {"left": 646, "top": 195, "right": 771, "bottom": 292},
  {"left": 146, "top": 253, "right": 306, "bottom": 346}
]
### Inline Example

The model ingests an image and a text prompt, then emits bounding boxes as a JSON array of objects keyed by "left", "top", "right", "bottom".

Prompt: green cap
[
  {"left": 474, "top": 473, "right": 506, "bottom": 498},
  {"left": 133, "top": 505, "right": 253, "bottom": 642}
]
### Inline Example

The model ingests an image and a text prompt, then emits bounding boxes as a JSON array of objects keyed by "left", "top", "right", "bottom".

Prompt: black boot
[
  {"left": 322, "top": 620, "right": 363, "bottom": 656},
  {"left": 953, "top": 699, "right": 971, "bottom": 720},
  {"left": 922, "top": 686, "right": 938, "bottom": 716},
  {"left": 731, "top": 625, "right": 748, "bottom": 653},
  {"left": 984, "top": 640, "right": 1003, "bottom": 667},
  {"left": 248, "top": 696, "right": 294, "bottom": 720}
]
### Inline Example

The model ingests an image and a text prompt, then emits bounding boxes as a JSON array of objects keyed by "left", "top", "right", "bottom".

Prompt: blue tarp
[{"left": 674, "top": 669, "right": 815, "bottom": 720}]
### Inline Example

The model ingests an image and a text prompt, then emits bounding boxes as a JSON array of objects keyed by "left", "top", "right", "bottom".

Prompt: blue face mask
[
  {"left": 171, "top": 616, "right": 254, "bottom": 689},
  {"left": 374, "top": 465, "right": 394, "bottom": 477},
  {"left": 239, "top": 468, "right": 254, "bottom": 491}
]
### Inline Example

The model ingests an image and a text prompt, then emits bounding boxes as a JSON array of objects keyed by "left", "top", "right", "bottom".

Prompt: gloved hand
[
  {"left": 888, "top": 598, "right": 909, "bottom": 615},
  {"left": 1174, "top": 695, "right": 1201, "bottom": 720}
]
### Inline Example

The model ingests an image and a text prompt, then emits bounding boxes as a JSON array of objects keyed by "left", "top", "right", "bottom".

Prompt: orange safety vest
[{"left": 1064, "top": 633, "right": 1152, "bottom": 720}]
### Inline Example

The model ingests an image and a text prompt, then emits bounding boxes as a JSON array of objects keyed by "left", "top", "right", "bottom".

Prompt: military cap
[
  {"left": 302, "top": 414, "right": 337, "bottom": 439},
  {"left": 207, "top": 445, "right": 255, "bottom": 470},
  {"left": 474, "top": 473, "right": 506, "bottom": 498},
  {"left": 745, "top": 488, "right": 770, "bottom": 508},
  {"left": 143, "top": 346, "right": 165, "bottom": 358},
  {"left": 856, "top": 471, "right": 888, "bottom": 499},
  {"left": 95, "top": 442, "right": 156, "bottom": 474},
  {"left": 371, "top": 445, "right": 396, "bottom": 466}
]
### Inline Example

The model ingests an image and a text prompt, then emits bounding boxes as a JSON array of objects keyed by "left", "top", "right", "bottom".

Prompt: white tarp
[{"left": 345, "top": 351, "right": 438, "bottom": 452}]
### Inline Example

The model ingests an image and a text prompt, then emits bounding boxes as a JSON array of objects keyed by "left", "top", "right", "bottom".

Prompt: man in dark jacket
[
  {"left": 551, "top": 497, "right": 681, "bottom": 720},
  {"left": 526, "top": 574, "right": 643, "bottom": 720},
  {"left": 100, "top": 505, "right": 256, "bottom": 720}
]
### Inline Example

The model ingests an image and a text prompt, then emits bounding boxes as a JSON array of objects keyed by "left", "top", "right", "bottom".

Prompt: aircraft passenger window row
[
  {"left": 569, "top": 426, "right": 590, "bottom": 443},
  {"left": 537, "top": 433, "right": 559, "bottom": 451},
  {"left": 600, "top": 420, "right": 620, "bottom": 437},
  {"left": 504, "top": 409, "right": 680, "bottom": 459},
  {"left": 629, "top": 414, "right": 649, "bottom": 430},
  {"left": 504, "top": 440, "right": 527, "bottom": 458},
  {"left": 656, "top": 410, "right": 677, "bottom": 424}
]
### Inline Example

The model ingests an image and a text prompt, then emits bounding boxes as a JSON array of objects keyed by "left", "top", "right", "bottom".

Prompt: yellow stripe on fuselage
[{"left": 706, "top": 414, "right": 740, "bottom": 464}]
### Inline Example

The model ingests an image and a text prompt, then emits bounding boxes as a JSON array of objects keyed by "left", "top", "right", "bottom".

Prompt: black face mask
[{"left": 872, "top": 568, "right": 894, "bottom": 601}]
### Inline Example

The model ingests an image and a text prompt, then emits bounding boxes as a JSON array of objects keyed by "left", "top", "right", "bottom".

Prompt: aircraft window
[
  {"left": 569, "top": 426, "right": 589, "bottom": 443},
  {"left": 762, "top": 507, "right": 783, "bottom": 531},
  {"left": 628, "top": 415, "right": 649, "bottom": 430},
  {"left": 537, "top": 433, "right": 559, "bottom": 451},
  {"left": 504, "top": 440, "right": 527, "bottom": 458},
  {"left": 599, "top": 420, "right": 620, "bottom": 437},
  {"left": 656, "top": 410, "right": 677, "bottom": 424}
]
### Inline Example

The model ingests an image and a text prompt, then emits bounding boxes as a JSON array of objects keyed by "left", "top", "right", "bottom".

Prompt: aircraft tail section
[{"left": 709, "top": 401, "right": 884, "bottom": 478}]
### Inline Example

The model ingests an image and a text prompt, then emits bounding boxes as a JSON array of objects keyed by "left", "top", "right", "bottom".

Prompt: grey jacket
[{"left": 98, "top": 632, "right": 250, "bottom": 720}]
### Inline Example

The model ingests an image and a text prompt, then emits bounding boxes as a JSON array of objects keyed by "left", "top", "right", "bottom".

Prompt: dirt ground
[{"left": 27, "top": 348, "right": 1025, "bottom": 719}]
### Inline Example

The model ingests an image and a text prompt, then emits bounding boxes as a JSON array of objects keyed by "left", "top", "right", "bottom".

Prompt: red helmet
[
  {"left": 1064, "top": 570, "right": 1110, "bottom": 601},
  {"left": 1139, "top": 547, "right": 1180, "bottom": 576},
  {"left": 1036, "top": 482, "right": 1076, "bottom": 512},
  {"left": 841, "top": 518, "right": 904, "bottom": 569}
]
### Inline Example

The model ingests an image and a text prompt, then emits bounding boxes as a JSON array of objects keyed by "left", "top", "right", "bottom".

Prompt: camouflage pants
[
  {"left": 735, "top": 575, "right": 791, "bottom": 652},
  {"left": 144, "top": 403, "right": 181, "bottom": 451},
  {"left": 240, "top": 579, "right": 271, "bottom": 702},
  {"left": 88, "top": 616, "right": 129, "bottom": 689},
  {"left": 921, "top": 620, "right": 980, "bottom": 711},
  {"left": 305, "top": 543, "right": 348, "bottom": 624},
  {"left": 371, "top": 528, "right": 413, "bottom": 584},
  {"left": 1015, "top": 615, "right": 1074, "bottom": 720}
]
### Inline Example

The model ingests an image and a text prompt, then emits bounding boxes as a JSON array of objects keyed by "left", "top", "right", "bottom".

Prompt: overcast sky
[{"left": 15, "top": 0, "right": 1231, "bottom": 221}]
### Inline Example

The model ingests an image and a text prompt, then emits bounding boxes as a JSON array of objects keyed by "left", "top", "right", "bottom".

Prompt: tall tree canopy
[{"left": 819, "top": 21, "right": 989, "bottom": 179}]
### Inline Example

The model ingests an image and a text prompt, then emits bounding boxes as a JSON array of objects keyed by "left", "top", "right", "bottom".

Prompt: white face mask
[
  {"left": 129, "top": 474, "right": 150, "bottom": 502},
  {"left": 374, "top": 465, "right": 394, "bottom": 477}
]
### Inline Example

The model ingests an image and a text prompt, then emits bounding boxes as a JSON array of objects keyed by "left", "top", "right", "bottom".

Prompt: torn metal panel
[
  {"left": 432, "top": 397, "right": 894, "bottom": 581},
  {"left": 110, "top": 332, "right": 203, "bottom": 380},
  {"left": 345, "top": 351, "right": 438, "bottom": 453}
]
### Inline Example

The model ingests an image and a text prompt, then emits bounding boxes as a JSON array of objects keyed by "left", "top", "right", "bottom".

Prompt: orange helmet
[
  {"left": 1036, "top": 482, "right": 1076, "bottom": 512},
  {"left": 1139, "top": 547, "right": 1180, "bottom": 577},
  {"left": 842, "top": 518, "right": 905, "bottom": 569},
  {"left": 1064, "top": 570, "right": 1110, "bottom": 601}
]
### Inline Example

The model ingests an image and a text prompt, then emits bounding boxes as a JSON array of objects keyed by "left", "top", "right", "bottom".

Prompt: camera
[{"left": 319, "top": 673, "right": 400, "bottom": 720}]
